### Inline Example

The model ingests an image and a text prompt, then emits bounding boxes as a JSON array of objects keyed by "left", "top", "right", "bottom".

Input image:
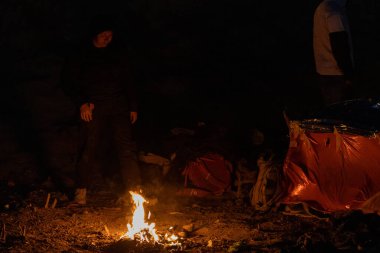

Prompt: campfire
[{"left": 120, "top": 191, "right": 180, "bottom": 248}]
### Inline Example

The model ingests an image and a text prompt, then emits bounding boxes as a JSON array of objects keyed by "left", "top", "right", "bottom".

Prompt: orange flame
[
  {"left": 120, "top": 191, "right": 159, "bottom": 243},
  {"left": 120, "top": 191, "right": 181, "bottom": 249}
]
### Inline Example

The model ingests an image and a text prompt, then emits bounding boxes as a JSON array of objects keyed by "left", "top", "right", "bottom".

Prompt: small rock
[
  {"left": 228, "top": 241, "right": 243, "bottom": 253},
  {"left": 195, "top": 227, "right": 209, "bottom": 236},
  {"left": 182, "top": 223, "right": 194, "bottom": 232},
  {"left": 177, "top": 231, "right": 187, "bottom": 238}
]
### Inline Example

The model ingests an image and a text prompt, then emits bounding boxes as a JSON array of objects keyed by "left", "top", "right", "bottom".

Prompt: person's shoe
[{"left": 74, "top": 188, "right": 87, "bottom": 205}]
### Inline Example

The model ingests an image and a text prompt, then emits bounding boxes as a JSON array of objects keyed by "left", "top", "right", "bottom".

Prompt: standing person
[
  {"left": 61, "top": 16, "right": 141, "bottom": 205},
  {"left": 313, "top": 0, "right": 354, "bottom": 106}
]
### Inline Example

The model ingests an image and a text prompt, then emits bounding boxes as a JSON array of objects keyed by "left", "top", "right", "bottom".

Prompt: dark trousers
[
  {"left": 75, "top": 102, "right": 141, "bottom": 191},
  {"left": 317, "top": 75, "right": 353, "bottom": 106}
]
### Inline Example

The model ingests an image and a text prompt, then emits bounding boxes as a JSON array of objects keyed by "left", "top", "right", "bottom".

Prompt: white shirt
[{"left": 313, "top": 0, "right": 353, "bottom": 75}]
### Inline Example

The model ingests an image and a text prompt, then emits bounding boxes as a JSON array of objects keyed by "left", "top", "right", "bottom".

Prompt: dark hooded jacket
[{"left": 61, "top": 43, "right": 138, "bottom": 112}]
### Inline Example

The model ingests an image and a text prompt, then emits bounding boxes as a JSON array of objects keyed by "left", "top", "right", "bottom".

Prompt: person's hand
[
  {"left": 130, "top": 111, "right": 138, "bottom": 124},
  {"left": 80, "top": 103, "right": 94, "bottom": 122}
]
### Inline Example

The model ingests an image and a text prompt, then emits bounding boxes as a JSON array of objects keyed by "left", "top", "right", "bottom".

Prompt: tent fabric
[
  {"left": 282, "top": 121, "right": 380, "bottom": 212},
  {"left": 177, "top": 153, "right": 233, "bottom": 197}
]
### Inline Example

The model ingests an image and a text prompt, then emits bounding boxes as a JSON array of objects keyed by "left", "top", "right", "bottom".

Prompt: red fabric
[
  {"left": 180, "top": 153, "right": 233, "bottom": 196},
  {"left": 282, "top": 122, "right": 380, "bottom": 211}
]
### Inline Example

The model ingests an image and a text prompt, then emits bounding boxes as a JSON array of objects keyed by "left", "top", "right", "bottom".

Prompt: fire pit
[{"left": 115, "top": 191, "right": 181, "bottom": 251}]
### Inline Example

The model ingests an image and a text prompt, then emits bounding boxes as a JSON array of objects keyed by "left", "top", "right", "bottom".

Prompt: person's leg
[
  {"left": 111, "top": 112, "right": 141, "bottom": 192},
  {"left": 74, "top": 109, "right": 104, "bottom": 203},
  {"left": 318, "top": 75, "right": 346, "bottom": 106}
]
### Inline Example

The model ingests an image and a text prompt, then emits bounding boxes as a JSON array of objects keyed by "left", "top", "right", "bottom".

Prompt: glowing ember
[
  {"left": 120, "top": 191, "right": 159, "bottom": 243},
  {"left": 164, "top": 228, "right": 179, "bottom": 247}
]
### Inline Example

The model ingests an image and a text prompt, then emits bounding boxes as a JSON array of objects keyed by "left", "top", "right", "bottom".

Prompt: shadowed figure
[
  {"left": 60, "top": 15, "right": 141, "bottom": 205},
  {"left": 313, "top": 0, "right": 354, "bottom": 106}
]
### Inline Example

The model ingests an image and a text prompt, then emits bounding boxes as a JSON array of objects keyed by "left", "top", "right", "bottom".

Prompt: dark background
[{"left": 0, "top": 0, "right": 379, "bottom": 187}]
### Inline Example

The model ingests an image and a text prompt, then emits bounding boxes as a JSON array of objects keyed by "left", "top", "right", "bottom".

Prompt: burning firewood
[
  {"left": 120, "top": 191, "right": 159, "bottom": 242},
  {"left": 118, "top": 191, "right": 182, "bottom": 250}
]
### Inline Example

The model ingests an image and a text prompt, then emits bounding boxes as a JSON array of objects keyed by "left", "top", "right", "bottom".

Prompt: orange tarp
[{"left": 282, "top": 121, "right": 380, "bottom": 211}]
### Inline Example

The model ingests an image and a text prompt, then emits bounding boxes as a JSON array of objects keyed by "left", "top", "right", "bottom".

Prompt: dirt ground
[{"left": 1, "top": 180, "right": 380, "bottom": 253}]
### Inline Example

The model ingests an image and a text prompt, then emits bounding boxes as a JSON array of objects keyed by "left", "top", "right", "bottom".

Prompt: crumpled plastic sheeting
[{"left": 282, "top": 121, "right": 380, "bottom": 212}]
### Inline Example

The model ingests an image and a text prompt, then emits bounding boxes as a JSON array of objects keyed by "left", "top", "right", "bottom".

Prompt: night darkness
[
  {"left": 1, "top": 0, "right": 380, "bottom": 188},
  {"left": 1, "top": 0, "right": 380, "bottom": 251},
  {"left": 0, "top": 0, "right": 379, "bottom": 187}
]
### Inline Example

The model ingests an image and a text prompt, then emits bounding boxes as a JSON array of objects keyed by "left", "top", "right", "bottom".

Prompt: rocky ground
[{"left": 1, "top": 180, "right": 380, "bottom": 253}]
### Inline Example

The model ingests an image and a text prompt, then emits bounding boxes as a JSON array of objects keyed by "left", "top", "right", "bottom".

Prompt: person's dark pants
[
  {"left": 76, "top": 101, "right": 141, "bottom": 191},
  {"left": 317, "top": 75, "right": 353, "bottom": 106}
]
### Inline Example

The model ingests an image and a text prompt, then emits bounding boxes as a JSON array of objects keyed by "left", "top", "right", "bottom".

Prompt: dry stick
[
  {"left": 1, "top": 223, "right": 5, "bottom": 242},
  {"left": 51, "top": 198, "right": 58, "bottom": 209},
  {"left": 104, "top": 225, "right": 110, "bottom": 237},
  {"left": 18, "top": 225, "right": 27, "bottom": 237},
  {"left": 44, "top": 193, "right": 51, "bottom": 208}
]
